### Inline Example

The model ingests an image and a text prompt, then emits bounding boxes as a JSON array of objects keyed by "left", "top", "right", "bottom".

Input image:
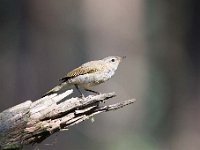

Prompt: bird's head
[{"left": 102, "top": 56, "right": 125, "bottom": 71}]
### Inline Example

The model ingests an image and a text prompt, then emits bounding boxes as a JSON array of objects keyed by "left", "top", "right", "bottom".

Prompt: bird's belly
[{"left": 68, "top": 71, "right": 113, "bottom": 88}]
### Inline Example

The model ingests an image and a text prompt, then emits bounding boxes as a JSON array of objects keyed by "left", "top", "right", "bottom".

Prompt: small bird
[{"left": 43, "top": 56, "right": 125, "bottom": 97}]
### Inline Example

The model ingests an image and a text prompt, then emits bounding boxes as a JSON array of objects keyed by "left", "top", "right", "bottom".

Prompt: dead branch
[{"left": 0, "top": 90, "right": 135, "bottom": 150}]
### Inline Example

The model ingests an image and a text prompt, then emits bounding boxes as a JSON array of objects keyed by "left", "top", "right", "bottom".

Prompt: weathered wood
[{"left": 0, "top": 90, "right": 135, "bottom": 150}]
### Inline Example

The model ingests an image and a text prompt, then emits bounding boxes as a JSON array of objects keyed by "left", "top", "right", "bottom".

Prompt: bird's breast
[{"left": 67, "top": 69, "right": 115, "bottom": 87}]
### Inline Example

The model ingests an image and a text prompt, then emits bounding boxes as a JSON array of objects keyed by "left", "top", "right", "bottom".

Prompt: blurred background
[{"left": 0, "top": 0, "right": 200, "bottom": 150}]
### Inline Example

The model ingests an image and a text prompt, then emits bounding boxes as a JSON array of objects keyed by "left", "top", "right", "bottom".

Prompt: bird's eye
[{"left": 111, "top": 58, "right": 115, "bottom": 62}]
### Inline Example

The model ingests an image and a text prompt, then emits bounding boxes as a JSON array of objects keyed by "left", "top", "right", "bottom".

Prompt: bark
[{"left": 0, "top": 90, "right": 135, "bottom": 150}]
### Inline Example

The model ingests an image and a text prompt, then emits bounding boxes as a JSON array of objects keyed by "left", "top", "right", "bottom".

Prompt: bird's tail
[{"left": 42, "top": 82, "right": 72, "bottom": 97}]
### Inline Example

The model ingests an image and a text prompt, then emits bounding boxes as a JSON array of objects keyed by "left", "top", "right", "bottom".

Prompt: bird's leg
[
  {"left": 75, "top": 84, "right": 84, "bottom": 98},
  {"left": 84, "top": 89, "right": 100, "bottom": 95}
]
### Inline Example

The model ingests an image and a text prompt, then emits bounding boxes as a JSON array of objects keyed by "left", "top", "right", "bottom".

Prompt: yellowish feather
[{"left": 66, "top": 67, "right": 99, "bottom": 78}]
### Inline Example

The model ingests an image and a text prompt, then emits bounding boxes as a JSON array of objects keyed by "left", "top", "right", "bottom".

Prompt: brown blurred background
[{"left": 0, "top": 0, "right": 200, "bottom": 150}]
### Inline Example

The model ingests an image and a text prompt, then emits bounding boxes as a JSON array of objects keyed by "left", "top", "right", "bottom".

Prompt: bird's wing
[{"left": 59, "top": 66, "right": 99, "bottom": 82}]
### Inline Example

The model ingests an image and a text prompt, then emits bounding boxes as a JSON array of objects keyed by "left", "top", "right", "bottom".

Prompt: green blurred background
[{"left": 0, "top": 0, "right": 200, "bottom": 150}]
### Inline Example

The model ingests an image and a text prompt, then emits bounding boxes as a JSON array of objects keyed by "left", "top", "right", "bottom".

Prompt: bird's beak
[
  {"left": 119, "top": 56, "right": 126, "bottom": 62},
  {"left": 122, "top": 56, "right": 126, "bottom": 59}
]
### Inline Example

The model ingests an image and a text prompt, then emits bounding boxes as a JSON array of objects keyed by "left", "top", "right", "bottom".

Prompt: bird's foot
[
  {"left": 85, "top": 89, "right": 100, "bottom": 95},
  {"left": 79, "top": 94, "right": 85, "bottom": 99}
]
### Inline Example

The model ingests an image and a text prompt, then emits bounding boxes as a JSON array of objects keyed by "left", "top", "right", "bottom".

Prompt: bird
[{"left": 43, "top": 56, "right": 125, "bottom": 97}]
